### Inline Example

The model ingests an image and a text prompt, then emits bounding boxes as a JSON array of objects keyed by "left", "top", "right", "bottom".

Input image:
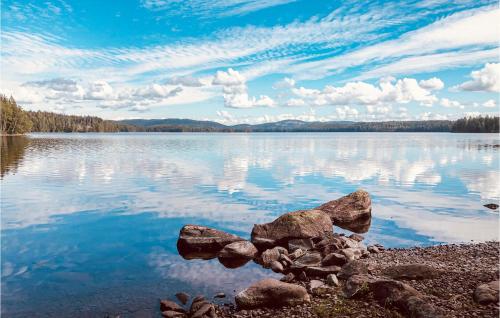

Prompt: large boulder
[
  {"left": 217, "top": 240, "right": 258, "bottom": 259},
  {"left": 473, "top": 280, "right": 499, "bottom": 305},
  {"left": 235, "top": 278, "right": 310, "bottom": 309},
  {"left": 316, "top": 189, "right": 372, "bottom": 233},
  {"left": 383, "top": 264, "right": 441, "bottom": 280},
  {"left": 251, "top": 210, "right": 333, "bottom": 248},
  {"left": 177, "top": 225, "right": 245, "bottom": 258}
]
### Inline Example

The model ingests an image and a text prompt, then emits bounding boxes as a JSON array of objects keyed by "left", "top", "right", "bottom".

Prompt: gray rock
[
  {"left": 340, "top": 247, "right": 363, "bottom": 261},
  {"left": 343, "top": 274, "right": 377, "bottom": 298},
  {"left": 338, "top": 260, "right": 370, "bottom": 279},
  {"left": 217, "top": 241, "right": 258, "bottom": 259},
  {"left": 309, "top": 279, "right": 325, "bottom": 290},
  {"left": 326, "top": 274, "right": 339, "bottom": 286},
  {"left": 473, "top": 280, "right": 499, "bottom": 305},
  {"left": 177, "top": 225, "right": 244, "bottom": 257},
  {"left": 367, "top": 245, "right": 380, "bottom": 254},
  {"left": 305, "top": 265, "right": 341, "bottom": 277},
  {"left": 322, "top": 253, "right": 347, "bottom": 266},
  {"left": 271, "top": 260, "right": 284, "bottom": 273},
  {"left": 235, "top": 278, "right": 311, "bottom": 309},
  {"left": 191, "top": 303, "right": 214, "bottom": 318},
  {"left": 251, "top": 210, "right": 333, "bottom": 248},
  {"left": 294, "top": 251, "right": 322, "bottom": 267}
]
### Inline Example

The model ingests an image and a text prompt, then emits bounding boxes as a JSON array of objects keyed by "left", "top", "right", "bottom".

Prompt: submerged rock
[
  {"left": 175, "top": 292, "right": 190, "bottom": 305},
  {"left": 473, "top": 280, "right": 499, "bottom": 305},
  {"left": 160, "top": 300, "right": 185, "bottom": 313},
  {"left": 251, "top": 209, "right": 333, "bottom": 248},
  {"left": 316, "top": 189, "right": 372, "bottom": 233},
  {"left": 177, "top": 225, "right": 244, "bottom": 257},
  {"left": 235, "top": 278, "right": 310, "bottom": 309}
]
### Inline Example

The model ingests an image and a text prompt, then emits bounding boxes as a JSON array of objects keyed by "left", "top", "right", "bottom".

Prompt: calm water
[{"left": 1, "top": 133, "right": 499, "bottom": 317}]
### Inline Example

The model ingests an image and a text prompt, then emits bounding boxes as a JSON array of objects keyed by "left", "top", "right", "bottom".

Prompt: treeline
[
  {"left": 1, "top": 94, "right": 499, "bottom": 134},
  {"left": 451, "top": 116, "right": 499, "bottom": 133}
]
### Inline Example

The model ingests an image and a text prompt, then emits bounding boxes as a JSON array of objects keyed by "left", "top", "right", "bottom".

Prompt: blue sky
[{"left": 1, "top": 0, "right": 499, "bottom": 123}]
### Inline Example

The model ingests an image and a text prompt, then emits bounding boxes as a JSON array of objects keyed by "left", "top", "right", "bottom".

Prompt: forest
[{"left": 1, "top": 94, "right": 499, "bottom": 134}]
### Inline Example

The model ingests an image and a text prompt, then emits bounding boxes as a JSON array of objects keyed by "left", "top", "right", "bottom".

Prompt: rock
[
  {"left": 279, "top": 253, "right": 293, "bottom": 266},
  {"left": 316, "top": 189, "right": 372, "bottom": 233},
  {"left": 309, "top": 279, "right": 325, "bottom": 291},
  {"left": 191, "top": 303, "right": 215, "bottom": 318},
  {"left": 305, "top": 265, "right": 341, "bottom": 277},
  {"left": 473, "top": 280, "right": 499, "bottom": 304},
  {"left": 484, "top": 203, "right": 499, "bottom": 210},
  {"left": 294, "top": 251, "right": 322, "bottom": 267},
  {"left": 340, "top": 247, "right": 363, "bottom": 261},
  {"left": 348, "top": 233, "right": 364, "bottom": 242},
  {"left": 370, "top": 279, "right": 441, "bottom": 318},
  {"left": 160, "top": 300, "right": 185, "bottom": 313},
  {"left": 298, "top": 271, "right": 308, "bottom": 281},
  {"left": 251, "top": 209, "right": 333, "bottom": 248},
  {"left": 326, "top": 274, "right": 339, "bottom": 286},
  {"left": 190, "top": 296, "right": 208, "bottom": 314},
  {"left": 261, "top": 247, "right": 287, "bottom": 267},
  {"left": 308, "top": 279, "right": 332, "bottom": 295},
  {"left": 288, "top": 238, "right": 314, "bottom": 252},
  {"left": 217, "top": 241, "right": 258, "bottom": 259},
  {"left": 214, "top": 292, "right": 226, "bottom": 298},
  {"left": 281, "top": 272, "right": 295, "bottom": 283},
  {"left": 177, "top": 225, "right": 244, "bottom": 257},
  {"left": 235, "top": 278, "right": 311, "bottom": 309},
  {"left": 338, "top": 260, "right": 370, "bottom": 279},
  {"left": 343, "top": 274, "right": 377, "bottom": 298},
  {"left": 383, "top": 264, "right": 441, "bottom": 280},
  {"left": 162, "top": 311, "right": 187, "bottom": 318},
  {"left": 289, "top": 248, "right": 305, "bottom": 260},
  {"left": 340, "top": 236, "right": 361, "bottom": 249},
  {"left": 367, "top": 245, "right": 380, "bottom": 254},
  {"left": 175, "top": 292, "right": 190, "bottom": 305},
  {"left": 322, "top": 253, "right": 347, "bottom": 266},
  {"left": 218, "top": 257, "right": 251, "bottom": 269},
  {"left": 271, "top": 260, "right": 284, "bottom": 273}
]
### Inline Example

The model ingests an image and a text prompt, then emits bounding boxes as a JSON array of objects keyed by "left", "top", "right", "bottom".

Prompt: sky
[{"left": 1, "top": 0, "right": 499, "bottom": 124}]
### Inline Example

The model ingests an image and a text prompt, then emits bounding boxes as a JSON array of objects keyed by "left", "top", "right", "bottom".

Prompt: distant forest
[{"left": 1, "top": 95, "right": 499, "bottom": 134}]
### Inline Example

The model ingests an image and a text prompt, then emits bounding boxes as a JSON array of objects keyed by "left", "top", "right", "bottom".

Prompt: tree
[{"left": 1, "top": 95, "right": 33, "bottom": 134}]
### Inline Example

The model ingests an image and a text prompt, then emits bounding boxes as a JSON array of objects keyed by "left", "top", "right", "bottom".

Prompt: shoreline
[{"left": 212, "top": 241, "right": 499, "bottom": 318}]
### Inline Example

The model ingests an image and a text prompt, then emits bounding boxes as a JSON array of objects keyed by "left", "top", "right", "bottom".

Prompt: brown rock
[
  {"left": 235, "top": 278, "right": 311, "bottom": 309},
  {"left": 161, "top": 310, "right": 187, "bottom": 318},
  {"left": 383, "top": 264, "right": 441, "bottom": 280},
  {"left": 288, "top": 238, "right": 314, "bottom": 252},
  {"left": 261, "top": 246, "right": 288, "bottom": 267},
  {"left": 251, "top": 210, "right": 333, "bottom": 247},
  {"left": 473, "top": 280, "right": 499, "bottom": 304},
  {"left": 316, "top": 189, "right": 372, "bottom": 233},
  {"left": 338, "top": 260, "right": 370, "bottom": 279},
  {"left": 177, "top": 225, "right": 244, "bottom": 257},
  {"left": 175, "top": 292, "right": 190, "bottom": 305},
  {"left": 217, "top": 240, "right": 258, "bottom": 259},
  {"left": 305, "top": 265, "right": 341, "bottom": 277},
  {"left": 271, "top": 260, "right": 284, "bottom": 273},
  {"left": 294, "top": 251, "right": 322, "bottom": 267},
  {"left": 160, "top": 300, "right": 185, "bottom": 313},
  {"left": 322, "top": 252, "right": 347, "bottom": 266}
]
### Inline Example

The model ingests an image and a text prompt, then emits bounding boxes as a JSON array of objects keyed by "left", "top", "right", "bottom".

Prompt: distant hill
[{"left": 118, "top": 118, "right": 455, "bottom": 132}]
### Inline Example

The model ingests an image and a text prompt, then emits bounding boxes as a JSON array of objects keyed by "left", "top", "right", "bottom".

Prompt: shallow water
[{"left": 1, "top": 133, "right": 499, "bottom": 317}]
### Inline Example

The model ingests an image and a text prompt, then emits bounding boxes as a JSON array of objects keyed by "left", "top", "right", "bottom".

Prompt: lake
[{"left": 1, "top": 133, "right": 499, "bottom": 317}]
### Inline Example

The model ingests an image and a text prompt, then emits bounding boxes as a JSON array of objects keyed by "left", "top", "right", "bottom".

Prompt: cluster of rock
[{"left": 170, "top": 189, "right": 499, "bottom": 317}]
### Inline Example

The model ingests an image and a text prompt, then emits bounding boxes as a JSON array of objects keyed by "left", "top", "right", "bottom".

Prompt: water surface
[{"left": 1, "top": 133, "right": 499, "bottom": 317}]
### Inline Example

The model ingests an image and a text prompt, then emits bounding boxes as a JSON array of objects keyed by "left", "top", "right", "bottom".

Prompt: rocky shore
[{"left": 163, "top": 190, "right": 499, "bottom": 318}]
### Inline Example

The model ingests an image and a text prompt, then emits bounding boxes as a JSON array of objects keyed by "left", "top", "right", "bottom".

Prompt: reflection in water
[
  {"left": 1, "top": 136, "right": 29, "bottom": 177},
  {"left": 1, "top": 133, "right": 499, "bottom": 317}
]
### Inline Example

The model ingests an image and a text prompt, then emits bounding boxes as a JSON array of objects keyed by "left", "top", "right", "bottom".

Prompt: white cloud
[
  {"left": 273, "top": 77, "right": 296, "bottom": 89},
  {"left": 291, "top": 77, "right": 440, "bottom": 107},
  {"left": 458, "top": 63, "right": 500, "bottom": 92},
  {"left": 212, "top": 68, "right": 275, "bottom": 108},
  {"left": 482, "top": 99, "right": 497, "bottom": 108},
  {"left": 336, "top": 106, "right": 359, "bottom": 119},
  {"left": 419, "top": 77, "right": 444, "bottom": 90},
  {"left": 285, "top": 98, "right": 306, "bottom": 107},
  {"left": 440, "top": 98, "right": 465, "bottom": 109}
]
